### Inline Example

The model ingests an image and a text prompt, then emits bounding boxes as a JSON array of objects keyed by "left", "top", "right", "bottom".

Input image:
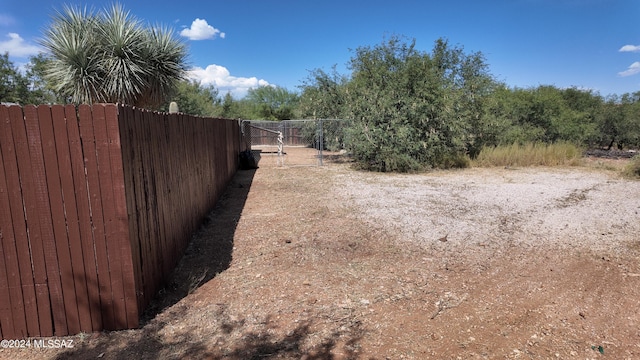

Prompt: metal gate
[{"left": 244, "top": 119, "right": 347, "bottom": 166}]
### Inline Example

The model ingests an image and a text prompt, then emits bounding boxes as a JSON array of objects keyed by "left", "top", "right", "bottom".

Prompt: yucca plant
[{"left": 40, "top": 3, "right": 187, "bottom": 108}]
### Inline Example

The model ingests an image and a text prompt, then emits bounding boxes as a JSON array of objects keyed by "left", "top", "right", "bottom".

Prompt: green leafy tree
[
  {"left": 245, "top": 85, "right": 299, "bottom": 120},
  {"left": 219, "top": 92, "right": 254, "bottom": 119},
  {"left": 0, "top": 53, "right": 62, "bottom": 105},
  {"left": 480, "top": 85, "right": 602, "bottom": 147},
  {"left": 159, "top": 80, "right": 220, "bottom": 116},
  {"left": 40, "top": 3, "right": 187, "bottom": 107},
  {"left": 0, "top": 52, "right": 30, "bottom": 104},
  {"left": 23, "top": 53, "right": 59, "bottom": 104},
  {"left": 597, "top": 93, "right": 640, "bottom": 149},
  {"left": 343, "top": 36, "right": 494, "bottom": 171},
  {"left": 298, "top": 66, "right": 348, "bottom": 119}
]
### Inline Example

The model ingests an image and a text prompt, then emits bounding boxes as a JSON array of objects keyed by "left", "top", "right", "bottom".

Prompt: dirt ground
[{"left": 2, "top": 148, "right": 640, "bottom": 360}]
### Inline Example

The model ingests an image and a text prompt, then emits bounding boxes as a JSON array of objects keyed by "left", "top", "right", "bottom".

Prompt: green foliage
[
  {"left": 245, "top": 85, "right": 300, "bottom": 120},
  {"left": 594, "top": 93, "right": 640, "bottom": 149},
  {"left": 159, "top": 80, "right": 219, "bottom": 116},
  {"left": 219, "top": 92, "right": 251, "bottom": 119},
  {"left": 23, "top": 54, "right": 59, "bottom": 104},
  {"left": 39, "top": 3, "right": 187, "bottom": 107},
  {"left": 298, "top": 66, "right": 348, "bottom": 119},
  {"left": 0, "top": 52, "right": 29, "bottom": 104},
  {"left": 342, "top": 36, "right": 494, "bottom": 171},
  {"left": 473, "top": 142, "right": 583, "bottom": 167},
  {"left": 475, "top": 85, "right": 606, "bottom": 151},
  {"left": 0, "top": 53, "right": 57, "bottom": 105}
]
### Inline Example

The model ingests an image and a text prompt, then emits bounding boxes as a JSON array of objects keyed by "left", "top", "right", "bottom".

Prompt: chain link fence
[{"left": 244, "top": 120, "right": 348, "bottom": 166}]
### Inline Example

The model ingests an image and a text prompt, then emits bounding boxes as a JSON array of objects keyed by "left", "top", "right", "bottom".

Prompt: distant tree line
[
  {"left": 296, "top": 36, "right": 640, "bottom": 171},
  {"left": 1, "top": 17, "right": 638, "bottom": 172}
]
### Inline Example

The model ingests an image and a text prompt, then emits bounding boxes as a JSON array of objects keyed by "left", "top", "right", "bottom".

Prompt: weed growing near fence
[{"left": 472, "top": 142, "right": 583, "bottom": 167}]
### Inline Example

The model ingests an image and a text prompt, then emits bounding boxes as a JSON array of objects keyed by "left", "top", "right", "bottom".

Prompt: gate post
[{"left": 317, "top": 119, "right": 323, "bottom": 166}]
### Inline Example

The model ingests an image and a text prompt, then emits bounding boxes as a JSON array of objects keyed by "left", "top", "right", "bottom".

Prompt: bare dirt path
[{"left": 3, "top": 149, "right": 639, "bottom": 359}]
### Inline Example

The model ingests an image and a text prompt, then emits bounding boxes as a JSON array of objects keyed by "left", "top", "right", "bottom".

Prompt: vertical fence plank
[
  {"left": 143, "top": 109, "right": 163, "bottom": 296},
  {"left": 6, "top": 105, "right": 39, "bottom": 337},
  {"left": 160, "top": 114, "right": 172, "bottom": 277},
  {"left": 77, "top": 104, "right": 115, "bottom": 331},
  {"left": 118, "top": 105, "right": 144, "bottom": 313},
  {"left": 39, "top": 106, "right": 72, "bottom": 336},
  {"left": 149, "top": 112, "right": 170, "bottom": 281},
  {"left": 104, "top": 104, "right": 138, "bottom": 328},
  {"left": 165, "top": 113, "right": 180, "bottom": 274},
  {"left": 0, "top": 154, "right": 12, "bottom": 339},
  {"left": 54, "top": 105, "right": 92, "bottom": 334},
  {"left": 22, "top": 105, "right": 53, "bottom": 337},
  {"left": 132, "top": 108, "right": 153, "bottom": 308},
  {"left": 65, "top": 104, "right": 101, "bottom": 332},
  {"left": 46, "top": 106, "right": 79, "bottom": 335},
  {"left": 0, "top": 106, "right": 21, "bottom": 339},
  {"left": 91, "top": 104, "right": 128, "bottom": 330}
]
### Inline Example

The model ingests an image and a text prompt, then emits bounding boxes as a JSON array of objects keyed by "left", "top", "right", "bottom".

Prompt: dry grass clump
[
  {"left": 473, "top": 142, "right": 582, "bottom": 167},
  {"left": 622, "top": 155, "right": 640, "bottom": 179}
]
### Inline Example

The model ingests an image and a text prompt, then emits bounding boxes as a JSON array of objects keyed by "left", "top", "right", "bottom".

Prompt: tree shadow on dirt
[{"left": 54, "top": 302, "right": 367, "bottom": 360}]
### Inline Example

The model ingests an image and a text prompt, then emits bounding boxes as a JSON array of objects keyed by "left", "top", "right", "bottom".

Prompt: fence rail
[{"left": 0, "top": 104, "right": 244, "bottom": 339}]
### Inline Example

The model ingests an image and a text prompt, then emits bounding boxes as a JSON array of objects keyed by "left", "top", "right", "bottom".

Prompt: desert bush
[
  {"left": 622, "top": 155, "right": 640, "bottom": 179},
  {"left": 473, "top": 142, "right": 582, "bottom": 167},
  {"left": 341, "top": 36, "right": 493, "bottom": 172}
]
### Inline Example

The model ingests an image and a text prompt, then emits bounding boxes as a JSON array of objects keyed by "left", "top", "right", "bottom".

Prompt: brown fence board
[
  {"left": 165, "top": 114, "right": 180, "bottom": 275},
  {"left": 65, "top": 105, "right": 101, "bottom": 332},
  {"left": 9, "top": 106, "right": 40, "bottom": 336},
  {"left": 22, "top": 105, "right": 53, "bottom": 337},
  {"left": 77, "top": 104, "right": 115, "bottom": 331},
  {"left": 47, "top": 106, "right": 78, "bottom": 334},
  {"left": 37, "top": 105, "right": 70, "bottom": 336},
  {"left": 133, "top": 108, "right": 149, "bottom": 309},
  {"left": 107, "top": 105, "right": 138, "bottom": 329},
  {"left": 56, "top": 105, "right": 92, "bottom": 333},
  {"left": 132, "top": 108, "right": 153, "bottom": 308},
  {"left": 150, "top": 112, "right": 170, "bottom": 281},
  {"left": 118, "top": 105, "right": 145, "bottom": 313},
  {"left": 0, "top": 106, "right": 20, "bottom": 340},
  {"left": 92, "top": 104, "right": 127, "bottom": 330},
  {"left": 142, "top": 110, "right": 162, "bottom": 297},
  {"left": 34, "top": 105, "right": 67, "bottom": 336},
  {"left": 0, "top": 160, "right": 13, "bottom": 338}
]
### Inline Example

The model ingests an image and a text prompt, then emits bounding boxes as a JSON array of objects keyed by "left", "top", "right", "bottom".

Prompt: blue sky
[{"left": 1, "top": 0, "right": 639, "bottom": 98}]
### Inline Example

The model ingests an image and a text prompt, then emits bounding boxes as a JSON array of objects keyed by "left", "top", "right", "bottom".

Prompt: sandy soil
[{"left": 2, "top": 148, "right": 639, "bottom": 359}]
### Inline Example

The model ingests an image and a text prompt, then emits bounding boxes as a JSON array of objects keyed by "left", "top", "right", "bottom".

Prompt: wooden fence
[{"left": 0, "top": 104, "right": 244, "bottom": 339}]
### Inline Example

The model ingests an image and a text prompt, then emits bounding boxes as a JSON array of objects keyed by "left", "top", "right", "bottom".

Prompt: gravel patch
[{"left": 336, "top": 167, "right": 640, "bottom": 254}]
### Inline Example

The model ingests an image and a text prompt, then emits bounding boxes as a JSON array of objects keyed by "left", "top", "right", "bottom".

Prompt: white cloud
[
  {"left": 187, "top": 64, "right": 270, "bottom": 98},
  {"left": 180, "top": 19, "right": 225, "bottom": 40},
  {"left": 0, "top": 33, "right": 42, "bottom": 58},
  {"left": 618, "top": 61, "right": 640, "bottom": 77},
  {"left": 619, "top": 45, "right": 640, "bottom": 53}
]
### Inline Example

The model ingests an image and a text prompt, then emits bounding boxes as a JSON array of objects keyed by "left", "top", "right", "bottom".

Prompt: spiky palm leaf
[
  {"left": 40, "top": 3, "right": 187, "bottom": 108},
  {"left": 98, "top": 3, "right": 148, "bottom": 104},
  {"left": 137, "top": 25, "right": 188, "bottom": 108},
  {"left": 41, "top": 5, "right": 103, "bottom": 104}
]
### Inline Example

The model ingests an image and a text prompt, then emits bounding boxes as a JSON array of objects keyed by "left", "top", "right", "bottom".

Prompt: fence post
[{"left": 317, "top": 119, "right": 324, "bottom": 166}]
